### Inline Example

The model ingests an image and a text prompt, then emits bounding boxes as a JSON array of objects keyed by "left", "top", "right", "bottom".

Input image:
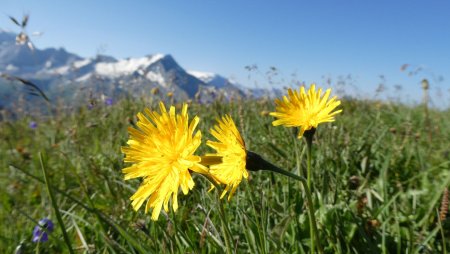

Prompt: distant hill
[{"left": 0, "top": 30, "right": 259, "bottom": 112}]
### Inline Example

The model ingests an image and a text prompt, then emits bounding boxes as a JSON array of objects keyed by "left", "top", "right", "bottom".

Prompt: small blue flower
[
  {"left": 29, "top": 121, "right": 37, "bottom": 129},
  {"left": 32, "top": 218, "right": 54, "bottom": 243},
  {"left": 105, "top": 97, "right": 113, "bottom": 106}
]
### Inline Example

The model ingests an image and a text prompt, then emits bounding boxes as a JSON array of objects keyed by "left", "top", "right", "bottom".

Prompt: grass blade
[{"left": 39, "top": 152, "right": 74, "bottom": 254}]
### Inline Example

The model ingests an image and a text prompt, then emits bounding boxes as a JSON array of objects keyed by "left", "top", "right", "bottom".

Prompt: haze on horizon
[{"left": 1, "top": 0, "right": 449, "bottom": 107}]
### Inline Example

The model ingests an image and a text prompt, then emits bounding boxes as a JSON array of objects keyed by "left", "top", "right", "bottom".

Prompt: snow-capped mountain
[
  {"left": 187, "top": 70, "right": 244, "bottom": 98},
  {"left": 0, "top": 30, "right": 244, "bottom": 110},
  {"left": 187, "top": 70, "right": 238, "bottom": 89}
]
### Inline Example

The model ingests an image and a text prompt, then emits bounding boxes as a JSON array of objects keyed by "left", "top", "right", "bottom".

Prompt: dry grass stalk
[{"left": 439, "top": 187, "right": 449, "bottom": 222}]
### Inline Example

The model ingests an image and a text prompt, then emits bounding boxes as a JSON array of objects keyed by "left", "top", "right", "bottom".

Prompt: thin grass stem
[
  {"left": 39, "top": 152, "right": 74, "bottom": 254},
  {"left": 217, "top": 194, "right": 233, "bottom": 254}
]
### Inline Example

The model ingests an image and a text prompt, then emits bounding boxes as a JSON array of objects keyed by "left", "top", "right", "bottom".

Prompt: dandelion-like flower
[
  {"left": 205, "top": 115, "right": 248, "bottom": 199},
  {"left": 270, "top": 84, "right": 342, "bottom": 138},
  {"left": 122, "top": 102, "right": 208, "bottom": 220}
]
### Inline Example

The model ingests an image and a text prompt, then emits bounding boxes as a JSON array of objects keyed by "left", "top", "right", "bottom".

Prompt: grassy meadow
[{"left": 1, "top": 96, "right": 450, "bottom": 253}]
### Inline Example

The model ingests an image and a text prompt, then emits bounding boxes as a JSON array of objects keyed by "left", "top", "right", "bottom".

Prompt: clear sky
[{"left": 1, "top": 1, "right": 449, "bottom": 106}]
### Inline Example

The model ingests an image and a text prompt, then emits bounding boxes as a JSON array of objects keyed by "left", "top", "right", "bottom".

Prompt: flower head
[
  {"left": 29, "top": 121, "right": 37, "bottom": 129},
  {"left": 105, "top": 97, "right": 114, "bottom": 106},
  {"left": 205, "top": 115, "right": 248, "bottom": 200},
  {"left": 151, "top": 87, "right": 160, "bottom": 95},
  {"left": 122, "top": 102, "right": 208, "bottom": 220},
  {"left": 270, "top": 84, "right": 342, "bottom": 138},
  {"left": 32, "top": 218, "right": 54, "bottom": 243}
]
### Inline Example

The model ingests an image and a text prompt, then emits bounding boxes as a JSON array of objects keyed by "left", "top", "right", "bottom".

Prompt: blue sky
[{"left": 1, "top": 1, "right": 449, "bottom": 106}]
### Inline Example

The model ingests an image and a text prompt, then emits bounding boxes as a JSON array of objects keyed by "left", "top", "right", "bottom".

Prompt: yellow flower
[
  {"left": 205, "top": 115, "right": 248, "bottom": 200},
  {"left": 270, "top": 84, "right": 342, "bottom": 138},
  {"left": 260, "top": 110, "right": 270, "bottom": 116},
  {"left": 121, "top": 102, "right": 208, "bottom": 220},
  {"left": 150, "top": 87, "right": 159, "bottom": 95}
]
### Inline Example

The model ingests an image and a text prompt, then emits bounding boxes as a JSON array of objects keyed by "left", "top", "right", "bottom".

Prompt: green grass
[{"left": 1, "top": 97, "right": 449, "bottom": 253}]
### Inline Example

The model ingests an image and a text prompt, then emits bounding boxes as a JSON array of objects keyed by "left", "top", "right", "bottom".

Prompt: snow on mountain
[
  {"left": 5, "top": 64, "right": 18, "bottom": 71},
  {"left": 95, "top": 54, "right": 164, "bottom": 77},
  {"left": 51, "top": 65, "right": 69, "bottom": 75},
  {"left": 146, "top": 72, "right": 165, "bottom": 85},
  {"left": 73, "top": 58, "right": 92, "bottom": 69},
  {"left": 187, "top": 70, "right": 238, "bottom": 89},
  {"left": 187, "top": 70, "right": 216, "bottom": 82},
  {"left": 75, "top": 73, "right": 92, "bottom": 82},
  {"left": 49, "top": 58, "right": 93, "bottom": 75}
]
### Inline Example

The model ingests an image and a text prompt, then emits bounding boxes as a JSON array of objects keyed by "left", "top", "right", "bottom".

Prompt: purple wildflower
[
  {"left": 32, "top": 218, "right": 54, "bottom": 243},
  {"left": 105, "top": 97, "right": 113, "bottom": 106},
  {"left": 29, "top": 121, "right": 37, "bottom": 129}
]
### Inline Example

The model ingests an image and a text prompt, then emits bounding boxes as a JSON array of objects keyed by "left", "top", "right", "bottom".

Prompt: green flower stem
[
  {"left": 307, "top": 140, "right": 312, "bottom": 190},
  {"left": 303, "top": 128, "right": 315, "bottom": 190},
  {"left": 304, "top": 131, "right": 314, "bottom": 252},
  {"left": 246, "top": 151, "right": 322, "bottom": 254}
]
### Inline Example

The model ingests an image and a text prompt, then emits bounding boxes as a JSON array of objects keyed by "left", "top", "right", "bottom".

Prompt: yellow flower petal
[
  {"left": 122, "top": 102, "right": 204, "bottom": 220},
  {"left": 270, "top": 84, "right": 342, "bottom": 137},
  {"left": 205, "top": 115, "right": 248, "bottom": 200}
]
